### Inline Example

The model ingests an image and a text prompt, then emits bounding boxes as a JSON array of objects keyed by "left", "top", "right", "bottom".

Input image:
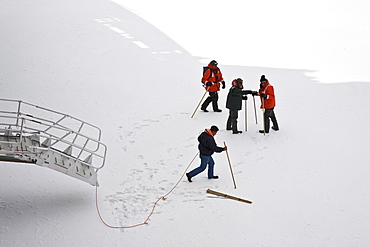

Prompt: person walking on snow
[
  {"left": 259, "top": 75, "right": 279, "bottom": 133},
  {"left": 186, "top": 126, "right": 227, "bottom": 182},
  {"left": 226, "top": 78, "right": 258, "bottom": 134},
  {"left": 201, "top": 60, "right": 226, "bottom": 112}
]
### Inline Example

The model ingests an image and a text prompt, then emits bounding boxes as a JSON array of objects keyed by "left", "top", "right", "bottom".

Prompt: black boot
[
  {"left": 186, "top": 173, "right": 192, "bottom": 182},
  {"left": 201, "top": 96, "right": 212, "bottom": 112}
]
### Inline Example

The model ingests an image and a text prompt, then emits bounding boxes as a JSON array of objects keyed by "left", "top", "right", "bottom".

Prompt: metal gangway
[{"left": 0, "top": 99, "right": 107, "bottom": 186}]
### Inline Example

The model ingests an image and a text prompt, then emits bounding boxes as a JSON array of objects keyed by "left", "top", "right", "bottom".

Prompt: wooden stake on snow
[
  {"left": 253, "top": 95, "right": 258, "bottom": 124},
  {"left": 261, "top": 98, "right": 266, "bottom": 135},
  {"left": 206, "top": 189, "right": 252, "bottom": 204},
  {"left": 244, "top": 100, "right": 248, "bottom": 131},
  {"left": 191, "top": 89, "right": 208, "bottom": 118},
  {"left": 224, "top": 141, "right": 236, "bottom": 189}
]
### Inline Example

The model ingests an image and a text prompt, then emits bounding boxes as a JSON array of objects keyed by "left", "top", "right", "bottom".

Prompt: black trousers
[
  {"left": 201, "top": 92, "right": 219, "bottom": 111},
  {"left": 226, "top": 110, "right": 239, "bottom": 132},
  {"left": 263, "top": 108, "right": 279, "bottom": 132}
]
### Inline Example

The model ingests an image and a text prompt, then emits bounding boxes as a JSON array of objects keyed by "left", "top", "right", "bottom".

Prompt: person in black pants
[
  {"left": 200, "top": 60, "right": 226, "bottom": 112},
  {"left": 258, "top": 75, "right": 279, "bottom": 133},
  {"left": 226, "top": 78, "right": 257, "bottom": 134}
]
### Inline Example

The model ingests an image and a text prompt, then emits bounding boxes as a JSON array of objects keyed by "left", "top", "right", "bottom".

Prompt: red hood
[
  {"left": 208, "top": 63, "right": 217, "bottom": 71},
  {"left": 261, "top": 79, "right": 270, "bottom": 89},
  {"left": 205, "top": 129, "right": 214, "bottom": 137}
]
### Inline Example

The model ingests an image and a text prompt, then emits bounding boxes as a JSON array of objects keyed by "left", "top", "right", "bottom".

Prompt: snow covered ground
[{"left": 1, "top": 0, "right": 370, "bottom": 246}]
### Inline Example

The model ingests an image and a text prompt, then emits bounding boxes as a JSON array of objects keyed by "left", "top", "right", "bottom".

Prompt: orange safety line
[
  {"left": 76, "top": 173, "right": 88, "bottom": 178},
  {"left": 95, "top": 151, "right": 200, "bottom": 229},
  {"left": 54, "top": 163, "right": 68, "bottom": 169}
]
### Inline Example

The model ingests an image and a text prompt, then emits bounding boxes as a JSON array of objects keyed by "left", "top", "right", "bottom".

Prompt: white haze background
[
  {"left": 1, "top": 0, "right": 370, "bottom": 246},
  {"left": 117, "top": 0, "right": 370, "bottom": 84}
]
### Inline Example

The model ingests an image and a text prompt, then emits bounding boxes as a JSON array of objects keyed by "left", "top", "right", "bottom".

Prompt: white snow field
[{"left": 1, "top": 0, "right": 370, "bottom": 246}]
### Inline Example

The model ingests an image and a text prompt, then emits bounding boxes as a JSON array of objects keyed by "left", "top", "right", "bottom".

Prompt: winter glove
[
  {"left": 221, "top": 81, "right": 226, "bottom": 89},
  {"left": 261, "top": 94, "right": 268, "bottom": 99},
  {"left": 206, "top": 82, "right": 213, "bottom": 86},
  {"left": 242, "top": 96, "right": 248, "bottom": 100}
]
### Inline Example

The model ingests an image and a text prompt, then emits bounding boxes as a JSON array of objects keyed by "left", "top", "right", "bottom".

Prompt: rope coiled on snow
[{"left": 95, "top": 151, "right": 199, "bottom": 229}]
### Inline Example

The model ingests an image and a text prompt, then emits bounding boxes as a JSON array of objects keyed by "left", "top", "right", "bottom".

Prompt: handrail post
[
  {"left": 16, "top": 101, "right": 22, "bottom": 127},
  {"left": 18, "top": 118, "right": 24, "bottom": 145}
]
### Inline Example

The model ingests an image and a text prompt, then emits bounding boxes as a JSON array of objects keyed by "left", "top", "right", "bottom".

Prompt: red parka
[
  {"left": 259, "top": 80, "right": 276, "bottom": 109},
  {"left": 202, "top": 63, "right": 224, "bottom": 93}
]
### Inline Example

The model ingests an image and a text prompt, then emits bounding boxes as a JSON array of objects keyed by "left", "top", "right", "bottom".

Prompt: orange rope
[{"left": 95, "top": 151, "right": 200, "bottom": 229}]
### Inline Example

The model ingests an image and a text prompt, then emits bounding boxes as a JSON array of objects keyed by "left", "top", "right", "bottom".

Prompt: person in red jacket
[
  {"left": 259, "top": 75, "right": 279, "bottom": 133},
  {"left": 200, "top": 60, "right": 226, "bottom": 112}
]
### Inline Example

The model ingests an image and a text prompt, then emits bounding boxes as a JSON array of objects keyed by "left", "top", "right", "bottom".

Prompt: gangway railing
[{"left": 0, "top": 99, "right": 107, "bottom": 186}]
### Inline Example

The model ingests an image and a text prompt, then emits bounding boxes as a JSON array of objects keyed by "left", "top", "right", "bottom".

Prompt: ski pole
[
  {"left": 223, "top": 141, "right": 236, "bottom": 189},
  {"left": 261, "top": 98, "right": 266, "bottom": 135},
  {"left": 244, "top": 100, "right": 248, "bottom": 132},
  {"left": 191, "top": 90, "right": 208, "bottom": 118},
  {"left": 253, "top": 95, "right": 258, "bottom": 124}
]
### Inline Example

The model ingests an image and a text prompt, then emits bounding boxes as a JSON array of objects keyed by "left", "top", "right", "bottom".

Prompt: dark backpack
[{"left": 202, "top": 67, "right": 213, "bottom": 83}]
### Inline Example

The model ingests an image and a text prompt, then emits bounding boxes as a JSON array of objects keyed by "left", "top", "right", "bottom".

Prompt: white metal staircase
[{"left": 0, "top": 99, "right": 107, "bottom": 186}]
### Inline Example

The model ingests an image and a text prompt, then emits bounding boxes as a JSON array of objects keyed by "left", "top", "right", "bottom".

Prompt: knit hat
[
  {"left": 260, "top": 75, "right": 267, "bottom": 82},
  {"left": 210, "top": 60, "right": 218, "bottom": 66},
  {"left": 232, "top": 78, "right": 243, "bottom": 87},
  {"left": 210, "top": 125, "right": 219, "bottom": 132}
]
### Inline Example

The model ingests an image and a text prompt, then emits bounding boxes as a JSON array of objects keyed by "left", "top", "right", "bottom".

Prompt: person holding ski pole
[
  {"left": 226, "top": 78, "right": 258, "bottom": 134},
  {"left": 186, "top": 126, "right": 227, "bottom": 182},
  {"left": 200, "top": 60, "right": 226, "bottom": 112},
  {"left": 258, "top": 75, "right": 279, "bottom": 133}
]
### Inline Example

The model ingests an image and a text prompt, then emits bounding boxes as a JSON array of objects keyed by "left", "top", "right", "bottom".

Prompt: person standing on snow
[
  {"left": 201, "top": 60, "right": 226, "bottom": 112},
  {"left": 226, "top": 78, "right": 258, "bottom": 134},
  {"left": 186, "top": 126, "right": 227, "bottom": 182},
  {"left": 259, "top": 75, "right": 279, "bottom": 133}
]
